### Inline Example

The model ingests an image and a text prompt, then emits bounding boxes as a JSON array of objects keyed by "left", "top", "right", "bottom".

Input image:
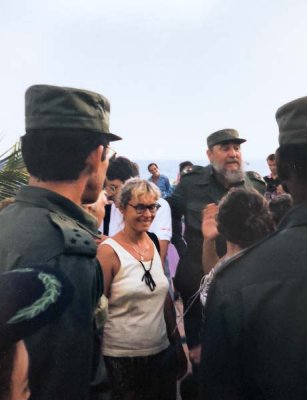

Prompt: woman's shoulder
[{"left": 98, "top": 237, "right": 119, "bottom": 255}]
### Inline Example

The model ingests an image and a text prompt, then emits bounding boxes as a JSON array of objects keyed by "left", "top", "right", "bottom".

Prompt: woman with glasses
[{"left": 97, "top": 178, "right": 187, "bottom": 400}]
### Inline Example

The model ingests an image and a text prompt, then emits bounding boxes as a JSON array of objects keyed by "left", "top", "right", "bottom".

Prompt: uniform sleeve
[
  {"left": 168, "top": 182, "right": 187, "bottom": 257},
  {"left": 199, "top": 285, "right": 244, "bottom": 400}
]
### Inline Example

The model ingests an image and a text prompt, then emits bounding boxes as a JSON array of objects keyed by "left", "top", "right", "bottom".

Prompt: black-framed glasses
[{"left": 128, "top": 203, "right": 161, "bottom": 214}]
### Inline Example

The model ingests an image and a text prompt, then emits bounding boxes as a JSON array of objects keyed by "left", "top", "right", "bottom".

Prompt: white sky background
[{"left": 0, "top": 0, "right": 307, "bottom": 162}]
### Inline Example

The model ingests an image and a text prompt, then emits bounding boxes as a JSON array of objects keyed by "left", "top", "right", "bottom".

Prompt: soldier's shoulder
[
  {"left": 48, "top": 212, "right": 97, "bottom": 256},
  {"left": 181, "top": 165, "right": 210, "bottom": 179}
]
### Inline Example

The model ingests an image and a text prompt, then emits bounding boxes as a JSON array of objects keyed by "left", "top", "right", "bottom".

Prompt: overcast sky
[{"left": 1, "top": 0, "right": 307, "bottom": 162}]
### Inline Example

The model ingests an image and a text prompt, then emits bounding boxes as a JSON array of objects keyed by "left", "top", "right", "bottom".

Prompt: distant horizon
[{"left": 136, "top": 158, "right": 269, "bottom": 180}]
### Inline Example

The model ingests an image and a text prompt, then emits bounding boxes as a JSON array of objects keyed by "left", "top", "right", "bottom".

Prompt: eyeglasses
[
  {"left": 106, "top": 182, "right": 121, "bottom": 195},
  {"left": 107, "top": 184, "right": 120, "bottom": 194},
  {"left": 101, "top": 145, "right": 117, "bottom": 162},
  {"left": 128, "top": 203, "right": 161, "bottom": 214}
]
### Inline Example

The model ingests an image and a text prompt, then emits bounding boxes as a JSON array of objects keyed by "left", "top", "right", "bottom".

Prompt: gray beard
[{"left": 212, "top": 162, "right": 244, "bottom": 185}]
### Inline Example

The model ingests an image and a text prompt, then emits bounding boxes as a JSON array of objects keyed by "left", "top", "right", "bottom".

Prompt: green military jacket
[
  {"left": 168, "top": 164, "right": 265, "bottom": 347},
  {"left": 170, "top": 164, "right": 265, "bottom": 261},
  {"left": 0, "top": 186, "right": 105, "bottom": 400}
]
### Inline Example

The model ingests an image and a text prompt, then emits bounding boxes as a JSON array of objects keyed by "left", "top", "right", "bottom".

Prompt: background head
[
  {"left": 275, "top": 96, "right": 307, "bottom": 192},
  {"left": 269, "top": 193, "right": 293, "bottom": 226},
  {"left": 106, "top": 156, "right": 139, "bottom": 201},
  {"left": 206, "top": 129, "right": 245, "bottom": 184},
  {"left": 179, "top": 161, "right": 194, "bottom": 175},
  {"left": 147, "top": 163, "right": 160, "bottom": 178},
  {"left": 266, "top": 153, "right": 277, "bottom": 176},
  {"left": 21, "top": 85, "right": 121, "bottom": 198},
  {"left": 217, "top": 188, "right": 274, "bottom": 248}
]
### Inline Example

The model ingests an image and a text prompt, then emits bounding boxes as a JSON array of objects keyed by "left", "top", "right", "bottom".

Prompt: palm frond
[{"left": 0, "top": 141, "right": 29, "bottom": 201}]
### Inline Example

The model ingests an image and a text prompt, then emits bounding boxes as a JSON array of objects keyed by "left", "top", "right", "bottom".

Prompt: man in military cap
[
  {"left": 0, "top": 85, "right": 121, "bottom": 400},
  {"left": 168, "top": 128, "right": 264, "bottom": 369},
  {"left": 199, "top": 98, "right": 307, "bottom": 399}
]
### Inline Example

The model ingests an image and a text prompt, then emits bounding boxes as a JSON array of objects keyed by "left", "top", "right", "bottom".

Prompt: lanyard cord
[{"left": 139, "top": 259, "right": 156, "bottom": 292}]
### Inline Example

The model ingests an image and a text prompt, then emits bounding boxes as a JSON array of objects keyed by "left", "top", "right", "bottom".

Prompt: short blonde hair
[{"left": 118, "top": 178, "right": 160, "bottom": 209}]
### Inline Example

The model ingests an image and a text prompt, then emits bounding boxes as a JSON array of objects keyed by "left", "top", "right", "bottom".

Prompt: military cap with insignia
[
  {"left": 25, "top": 84, "right": 122, "bottom": 142},
  {"left": 0, "top": 267, "right": 74, "bottom": 351},
  {"left": 276, "top": 96, "right": 307, "bottom": 145},
  {"left": 207, "top": 128, "right": 246, "bottom": 148}
]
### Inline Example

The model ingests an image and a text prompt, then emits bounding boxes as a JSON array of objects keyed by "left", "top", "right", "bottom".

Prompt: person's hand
[
  {"left": 189, "top": 344, "right": 202, "bottom": 364},
  {"left": 202, "top": 203, "right": 219, "bottom": 240}
]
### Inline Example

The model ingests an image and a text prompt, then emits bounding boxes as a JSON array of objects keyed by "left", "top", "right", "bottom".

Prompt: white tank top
[{"left": 102, "top": 238, "right": 170, "bottom": 357}]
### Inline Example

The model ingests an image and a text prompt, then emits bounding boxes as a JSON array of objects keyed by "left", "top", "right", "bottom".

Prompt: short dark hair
[
  {"left": 269, "top": 194, "right": 293, "bottom": 226},
  {"left": 217, "top": 188, "right": 274, "bottom": 248},
  {"left": 147, "top": 162, "right": 158, "bottom": 172},
  {"left": 21, "top": 129, "right": 108, "bottom": 181},
  {"left": 179, "top": 161, "right": 193, "bottom": 173},
  {"left": 276, "top": 144, "right": 307, "bottom": 183},
  {"left": 266, "top": 153, "right": 276, "bottom": 162},
  {"left": 0, "top": 343, "right": 16, "bottom": 400},
  {"left": 107, "top": 157, "right": 139, "bottom": 182}
]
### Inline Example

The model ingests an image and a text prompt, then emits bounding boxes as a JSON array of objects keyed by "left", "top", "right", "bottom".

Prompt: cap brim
[
  {"left": 104, "top": 132, "right": 122, "bottom": 142},
  {"left": 218, "top": 138, "right": 246, "bottom": 145}
]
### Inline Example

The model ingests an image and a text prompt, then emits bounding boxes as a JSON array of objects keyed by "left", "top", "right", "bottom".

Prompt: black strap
[
  {"left": 103, "top": 204, "right": 112, "bottom": 235},
  {"left": 139, "top": 259, "right": 156, "bottom": 291},
  {"left": 147, "top": 231, "right": 160, "bottom": 254}
]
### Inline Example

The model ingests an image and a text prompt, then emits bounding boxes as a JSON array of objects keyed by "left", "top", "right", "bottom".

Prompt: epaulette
[
  {"left": 246, "top": 170, "right": 265, "bottom": 184},
  {"left": 190, "top": 165, "right": 206, "bottom": 174},
  {"left": 49, "top": 212, "right": 97, "bottom": 256},
  {"left": 181, "top": 165, "right": 210, "bottom": 178}
]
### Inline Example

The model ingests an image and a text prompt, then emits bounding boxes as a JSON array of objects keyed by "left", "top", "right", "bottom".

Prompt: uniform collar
[{"left": 16, "top": 186, "right": 98, "bottom": 234}]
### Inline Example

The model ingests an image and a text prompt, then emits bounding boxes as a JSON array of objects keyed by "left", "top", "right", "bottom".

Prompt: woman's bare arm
[{"left": 97, "top": 243, "right": 120, "bottom": 298}]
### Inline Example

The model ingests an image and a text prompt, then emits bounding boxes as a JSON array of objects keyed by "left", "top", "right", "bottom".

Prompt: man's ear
[
  {"left": 206, "top": 148, "right": 212, "bottom": 163},
  {"left": 86, "top": 145, "right": 104, "bottom": 173}
]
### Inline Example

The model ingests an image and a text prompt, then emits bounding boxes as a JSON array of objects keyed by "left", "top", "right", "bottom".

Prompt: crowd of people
[{"left": 0, "top": 84, "right": 306, "bottom": 400}]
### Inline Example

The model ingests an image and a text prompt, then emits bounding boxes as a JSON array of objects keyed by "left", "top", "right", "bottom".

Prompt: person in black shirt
[{"left": 263, "top": 153, "right": 282, "bottom": 198}]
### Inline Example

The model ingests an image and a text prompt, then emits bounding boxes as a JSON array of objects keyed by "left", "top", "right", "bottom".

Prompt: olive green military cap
[
  {"left": 25, "top": 84, "right": 121, "bottom": 141},
  {"left": 207, "top": 128, "right": 246, "bottom": 148},
  {"left": 276, "top": 96, "right": 307, "bottom": 145}
]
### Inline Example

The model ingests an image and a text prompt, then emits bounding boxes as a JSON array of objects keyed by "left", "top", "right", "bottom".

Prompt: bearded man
[{"left": 168, "top": 129, "right": 265, "bottom": 381}]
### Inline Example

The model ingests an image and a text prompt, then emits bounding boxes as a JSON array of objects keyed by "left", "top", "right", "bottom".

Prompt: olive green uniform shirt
[
  {"left": 0, "top": 186, "right": 105, "bottom": 400},
  {"left": 169, "top": 164, "right": 265, "bottom": 347}
]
